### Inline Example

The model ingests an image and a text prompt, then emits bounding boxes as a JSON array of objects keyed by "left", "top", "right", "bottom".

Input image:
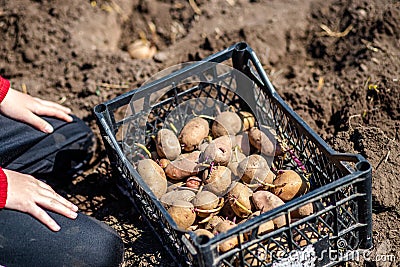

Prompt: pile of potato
[{"left": 135, "top": 109, "right": 314, "bottom": 255}]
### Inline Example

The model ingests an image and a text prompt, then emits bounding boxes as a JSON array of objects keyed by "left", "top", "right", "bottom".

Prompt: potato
[
  {"left": 237, "top": 154, "right": 275, "bottom": 185},
  {"left": 179, "top": 117, "right": 209, "bottom": 152},
  {"left": 178, "top": 150, "right": 202, "bottom": 161},
  {"left": 165, "top": 151, "right": 202, "bottom": 180},
  {"left": 291, "top": 203, "right": 314, "bottom": 218},
  {"left": 127, "top": 40, "right": 156, "bottom": 59},
  {"left": 252, "top": 191, "right": 286, "bottom": 228},
  {"left": 203, "top": 166, "right": 232, "bottom": 196},
  {"left": 192, "top": 191, "right": 220, "bottom": 217},
  {"left": 155, "top": 128, "right": 181, "bottom": 160},
  {"left": 165, "top": 161, "right": 198, "bottom": 180},
  {"left": 166, "top": 180, "right": 184, "bottom": 192},
  {"left": 200, "top": 135, "right": 232, "bottom": 166},
  {"left": 160, "top": 190, "right": 196, "bottom": 206},
  {"left": 227, "top": 150, "right": 246, "bottom": 177},
  {"left": 238, "top": 111, "right": 256, "bottom": 132},
  {"left": 213, "top": 220, "right": 243, "bottom": 253},
  {"left": 271, "top": 170, "right": 309, "bottom": 202},
  {"left": 159, "top": 158, "right": 170, "bottom": 169},
  {"left": 204, "top": 216, "right": 224, "bottom": 231},
  {"left": 167, "top": 200, "right": 196, "bottom": 230},
  {"left": 228, "top": 182, "right": 253, "bottom": 218},
  {"left": 192, "top": 191, "right": 219, "bottom": 210},
  {"left": 247, "top": 211, "right": 274, "bottom": 235},
  {"left": 248, "top": 127, "right": 275, "bottom": 156},
  {"left": 185, "top": 176, "right": 202, "bottom": 189},
  {"left": 212, "top": 111, "right": 242, "bottom": 137},
  {"left": 136, "top": 159, "right": 167, "bottom": 198},
  {"left": 213, "top": 220, "right": 235, "bottom": 235}
]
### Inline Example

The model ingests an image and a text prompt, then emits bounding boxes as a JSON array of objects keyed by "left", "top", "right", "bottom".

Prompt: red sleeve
[
  {"left": 0, "top": 76, "right": 10, "bottom": 208},
  {"left": 0, "top": 168, "right": 8, "bottom": 208},
  {"left": 0, "top": 75, "right": 10, "bottom": 104},
  {"left": 0, "top": 77, "right": 9, "bottom": 208}
]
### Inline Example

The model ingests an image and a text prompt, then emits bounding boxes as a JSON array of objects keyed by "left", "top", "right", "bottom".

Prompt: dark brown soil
[{"left": 1, "top": 0, "right": 399, "bottom": 266}]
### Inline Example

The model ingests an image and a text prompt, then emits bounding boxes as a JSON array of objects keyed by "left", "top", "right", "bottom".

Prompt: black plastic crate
[{"left": 94, "top": 42, "right": 373, "bottom": 267}]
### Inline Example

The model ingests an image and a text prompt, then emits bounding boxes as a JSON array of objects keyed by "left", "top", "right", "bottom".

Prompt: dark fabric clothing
[
  {"left": 0, "top": 209, "right": 124, "bottom": 267},
  {"left": 0, "top": 114, "right": 124, "bottom": 266},
  {"left": 0, "top": 114, "right": 93, "bottom": 176}
]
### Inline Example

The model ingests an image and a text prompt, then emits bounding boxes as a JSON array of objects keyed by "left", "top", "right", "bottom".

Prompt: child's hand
[
  {"left": 0, "top": 88, "right": 73, "bottom": 133},
  {"left": 3, "top": 169, "right": 79, "bottom": 231}
]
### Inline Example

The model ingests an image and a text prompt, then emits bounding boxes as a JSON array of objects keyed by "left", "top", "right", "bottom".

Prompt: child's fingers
[
  {"left": 22, "top": 112, "right": 55, "bottom": 133},
  {"left": 33, "top": 104, "right": 73, "bottom": 124},
  {"left": 34, "top": 97, "right": 72, "bottom": 113},
  {"left": 37, "top": 182, "right": 79, "bottom": 212},
  {"left": 29, "top": 205, "right": 62, "bottom": 232}
]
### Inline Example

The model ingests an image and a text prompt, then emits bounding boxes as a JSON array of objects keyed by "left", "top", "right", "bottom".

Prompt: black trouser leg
[
  {"left": 0, "top": 209, "right": 124, "bottom": 267},
  {"left": 0, "top": 114, "right": 94, "bottom": 176}
]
